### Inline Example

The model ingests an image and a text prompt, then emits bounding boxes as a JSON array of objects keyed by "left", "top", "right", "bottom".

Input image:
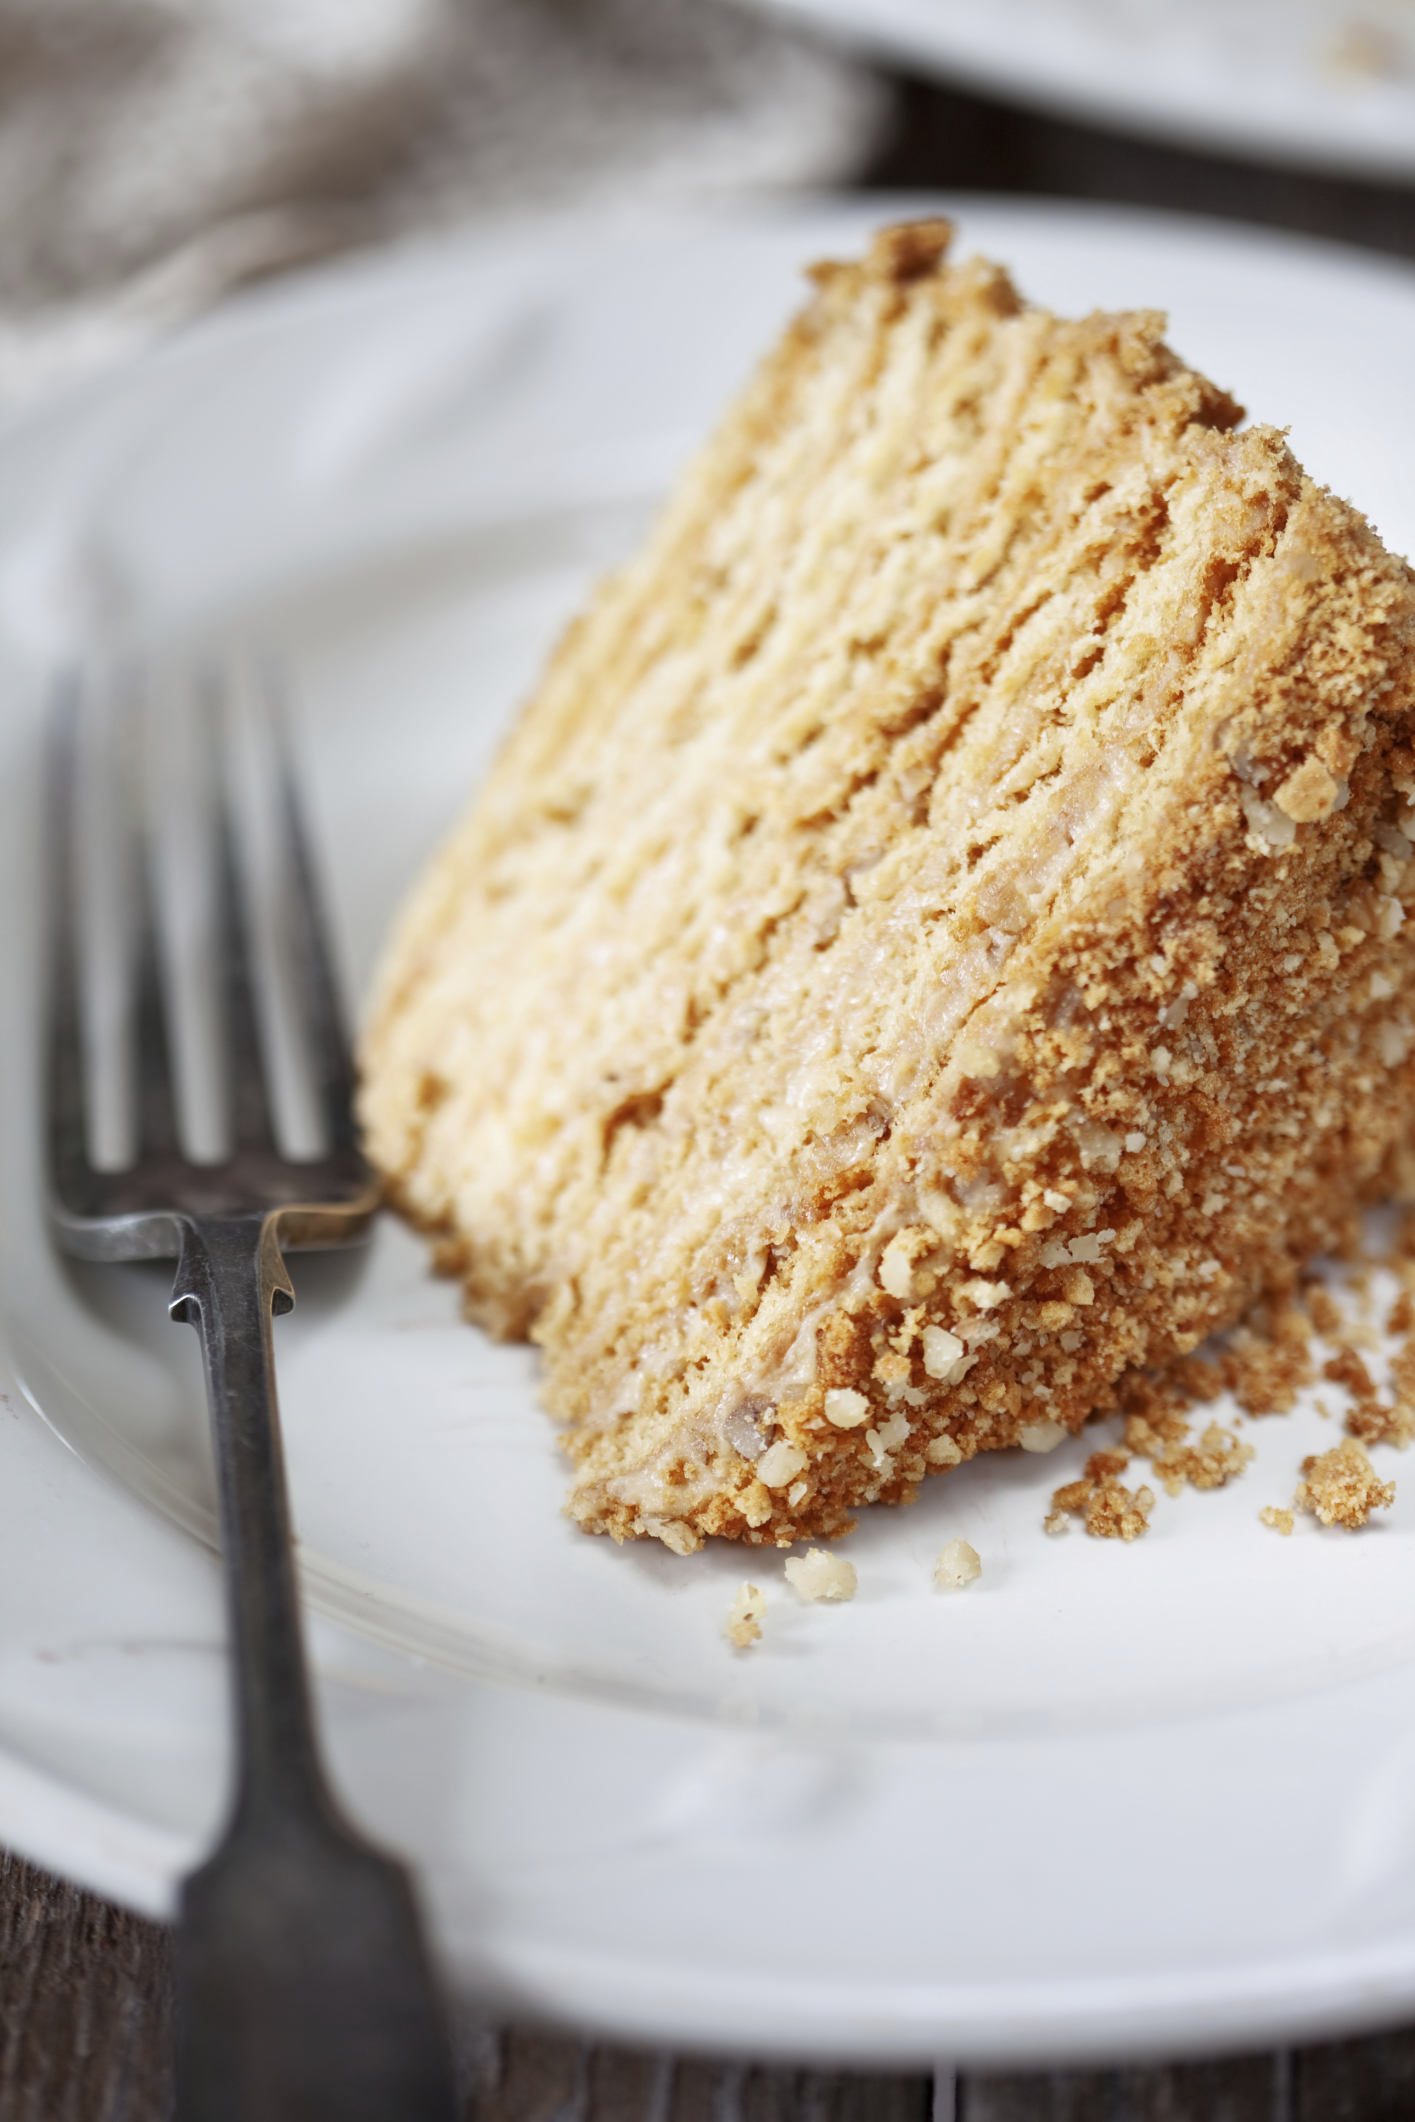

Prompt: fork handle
[
  {"left": 170, "top": 1212, "right": 458, "bottom": 2121},
  {"left": 170, "top": 1210, "right": 320, "bottom": 1823}
]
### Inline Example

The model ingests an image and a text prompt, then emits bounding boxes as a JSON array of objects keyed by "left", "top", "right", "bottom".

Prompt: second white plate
[{"left": 752, "top": 0, "right": 1415, "bottom": 180}]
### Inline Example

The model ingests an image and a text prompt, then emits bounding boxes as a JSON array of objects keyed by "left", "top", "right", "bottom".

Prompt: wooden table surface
[
  {"left": 8, "top": 1839, "right": 1415, "bottom": 2120},
  {"left": 8, "top": 61, "right": 1415, "bottom": 2122}
]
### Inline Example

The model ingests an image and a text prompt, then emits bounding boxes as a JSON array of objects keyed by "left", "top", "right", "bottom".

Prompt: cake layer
[{"left": 359, "top": 220, "right": 1415, "bottom": 1551}]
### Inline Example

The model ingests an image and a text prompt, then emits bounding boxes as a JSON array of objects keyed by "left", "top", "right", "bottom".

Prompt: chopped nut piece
[
  {"left": 646, "top": 1518, "right": 699, "bottom": 1555},
  {"left": 921, "top": 1325, "right": 966, "bottom": 1377},
  {"left": 757, "top": 1441, "right": 808, "bottom": 1488},
  {"left": 933, "top": 1537, "right": 982, "bottom": 1589},
  {"left": 878, "top": 1227, "right": 936, "bottom": 1302},
  {"left": 1293, "top": 1438, "right": 1395, "bottom": 1528},
  {"left": 1273, "top": 756, "right": 1339, "bottom": 822},
  {"left": 784, "top": 1548, "right": 857, "bottom": 1602},
  {"left": 725, "top": 1583, "right": 766, "bottom": 1647},
  {"left": 823, "top": 1388, "right": 870, "bottom": 1429},
  {"left": 1060, "top": 1266, "right": 1095, "bottom": 1307},
  {"left": 1019, "top": 1418, "right": 1067, "bottom": 1453},
  {"left": 865, "top": 1409, "right": 911, "bottom": 1468},
  {"left": 925, "top": 1435, "right": 963, "bottom": 1467},
  {"left": 1259, "top": 1506, "right": 1295, "bottom": 1535}
]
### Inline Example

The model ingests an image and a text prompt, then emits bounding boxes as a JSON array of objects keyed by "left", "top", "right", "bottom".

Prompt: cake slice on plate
[{"left": 359, "top": 220, "right": 1415, "bottom": 1551}]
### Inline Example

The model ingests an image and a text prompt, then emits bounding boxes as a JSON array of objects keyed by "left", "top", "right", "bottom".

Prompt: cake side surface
[{"left": 358, "top": 220, "right": 1415, "bottom": 1551}]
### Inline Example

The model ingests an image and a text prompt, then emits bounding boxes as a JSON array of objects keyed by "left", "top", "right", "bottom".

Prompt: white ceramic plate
[
  {"left": 4, "top": 199, "right": 1415, "bottom": 2067},
  {"left": 752, "top": 0, "right": 1415, "bottom": 181}
]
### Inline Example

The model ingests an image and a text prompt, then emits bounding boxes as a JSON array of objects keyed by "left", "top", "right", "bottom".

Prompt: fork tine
[
  {"left": 124, "top": 678, "right": 181, "bottom": 1160},
  {"left": 47, "top": 671, "right": 93, "bottom": 1197},
  {"left": 262, "top": 664, "right": 357, "bottom": 1153},
  {"left": 49, "top": 650, "right": 376, "bottom": 1254},
  {"left": 204, "top": 669, "right": 277, "bottom": 1155}
]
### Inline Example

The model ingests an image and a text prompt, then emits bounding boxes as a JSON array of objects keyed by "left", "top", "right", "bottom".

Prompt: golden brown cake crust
[{"left": 359, "top": 220, "right": 1415, "bottom": 1552}]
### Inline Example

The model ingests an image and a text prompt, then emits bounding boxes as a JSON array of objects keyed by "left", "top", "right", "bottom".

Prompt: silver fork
[{"left": 46, "top": 664, "right": 459, "bottom": 2122}]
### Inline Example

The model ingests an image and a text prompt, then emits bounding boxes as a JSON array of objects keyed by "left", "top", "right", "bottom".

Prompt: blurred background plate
[
  {"left": 4, "top": 199, "right": 1415, "bottom": 2066},
  {"left": 750, "top": 0, "right": 1415, "bottom": 180}
]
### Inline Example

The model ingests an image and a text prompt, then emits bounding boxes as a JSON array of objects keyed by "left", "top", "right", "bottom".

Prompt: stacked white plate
[{"left": 752, "top": 0, "right": 1415, "bottom": 180}]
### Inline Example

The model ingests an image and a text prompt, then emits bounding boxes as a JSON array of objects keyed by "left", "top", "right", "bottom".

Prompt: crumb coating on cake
[{"left": 359, "top": 220, "right": 1415, "bottom": 1551}]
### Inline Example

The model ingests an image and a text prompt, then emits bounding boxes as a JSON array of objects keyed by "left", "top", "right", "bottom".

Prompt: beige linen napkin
[{"left": 0, "top": 0, "right": 887, "bottom": 408}]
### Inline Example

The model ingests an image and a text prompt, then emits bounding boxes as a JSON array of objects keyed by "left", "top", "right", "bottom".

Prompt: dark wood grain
[
  {"left": 1294, "top": 2032, "right": 1415, "bottom": 2121},
  {"left": 0, "top": 1849, "right": 173, "bottom": 2122},
  {"left": 461, "top": 2029, "right": 933, "bottom": 2122},
  {"left": 959, "top": 2053, "right": 1287, "bottom": 2121},
  {"left": 14, "top": 1842, "right": 1415, "bottom": 2120}
]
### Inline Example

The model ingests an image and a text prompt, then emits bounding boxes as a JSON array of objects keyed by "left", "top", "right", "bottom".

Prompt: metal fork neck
[{"left": 172, "top": 1212, "right": 332, "bottom": 1835}]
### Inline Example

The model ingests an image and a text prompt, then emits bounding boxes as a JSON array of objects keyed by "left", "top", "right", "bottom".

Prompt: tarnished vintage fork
[{"left": 46, "top": 668, "right": 458, "bottom": 2122}]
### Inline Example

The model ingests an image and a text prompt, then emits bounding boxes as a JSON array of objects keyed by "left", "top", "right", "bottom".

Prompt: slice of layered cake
[{"left": 359, "top": 220, "right": 1415, "bottom": 1552}]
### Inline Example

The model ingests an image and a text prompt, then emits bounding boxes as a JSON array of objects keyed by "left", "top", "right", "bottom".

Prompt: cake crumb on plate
[
  {"left": 784, "top": 1549, "right": 857, "bottom": 1602},
  {"left": 1085, "top": 1482, "right": 1156, "bottom": 1541},
  {"left": 1346, "top": 1399, "right": 1415, "bottom": 1449},
  {"left": 1294, "top": 1438, "right": 1395, "bottom": 1528},
  {"left": 725, "top": 1583, "right": 766, "bottom": 1647},
  {"left": 1123, "top": 1405, "right": 1253, "bottom": 1496},
  {"left": 1259, "top": 1506, "right": 1295, "bottom": 1535},
  {"left": 934, "top": 1537, "right": 982, "bottom": 1589},
  {"left": 1049, "top": 1449, "right": 1156, "bottom": 1540}
]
